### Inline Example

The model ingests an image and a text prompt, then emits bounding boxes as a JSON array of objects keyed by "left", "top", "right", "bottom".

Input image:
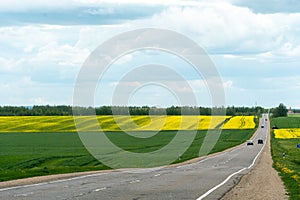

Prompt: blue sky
[{"left": 1, "top": 0, "right": 300, "bottom": 108}]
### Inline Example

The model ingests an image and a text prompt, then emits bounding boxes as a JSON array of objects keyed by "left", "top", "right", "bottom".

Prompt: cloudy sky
[{"left": 1, "top": 0, "right": 300, "bottom": 108}]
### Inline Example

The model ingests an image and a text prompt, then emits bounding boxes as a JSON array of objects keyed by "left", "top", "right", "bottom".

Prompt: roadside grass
[
  {"left": 271, "top": 117, "right": 300, "bottom": 200},
  {"left": 0, "top": 129, "right": 255, "bottom": 182}
]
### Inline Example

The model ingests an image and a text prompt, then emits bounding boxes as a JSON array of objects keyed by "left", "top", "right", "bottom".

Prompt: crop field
[
  {"left": 222, "top": 116, "right": 256, "bottom": 129},
  {"left": 0, "top": 115, "right": 257, "bottom": 182},
  {"left": 0, "top": 115, "right": 256, "bottom": 132},
  {"left": 0, "top": 130, "right": 255, "bottom": 182},
  {"left": 271, "top": 117, "right": 300, "bottom": 199},
  {"left": 274, "top": 129, "right": 300, "bottom": 139}
]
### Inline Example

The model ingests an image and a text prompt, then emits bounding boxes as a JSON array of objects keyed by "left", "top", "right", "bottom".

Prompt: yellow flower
[
  {"left": 291, "top": 174, "right": 299, "bottom": 181},
  {"left": 274, "top": 129, "right": 300, "bottom": 139},
  {"left": 282, "top": 167, "right": 294, "bottom": 174},
  {"left": 222, "top": 116, "right": 256, "bottom": 129}
]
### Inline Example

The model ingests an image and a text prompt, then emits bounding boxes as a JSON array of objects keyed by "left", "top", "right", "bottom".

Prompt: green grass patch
[
  {"left": 288, "top": 114, "right": 300, "bottom": 117},
  {"left": 272, "top": 117, "right": 300, "bottom": 128},
  {"left": 0, "top": 130, "right": 254, "bottom": 182},
  {"left": 271, "top": 117, "right": 300, "bottom": 199}
]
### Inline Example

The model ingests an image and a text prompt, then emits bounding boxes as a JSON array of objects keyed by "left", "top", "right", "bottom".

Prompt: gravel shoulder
[{"left": 221, "top": 130, "right": 288, "bottom": 200}]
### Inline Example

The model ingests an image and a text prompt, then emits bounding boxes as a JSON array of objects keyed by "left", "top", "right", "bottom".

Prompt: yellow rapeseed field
[
  {"left": 0, "top": 115, "right": 237, "bottom": 132},
  {"left": 222, "top": 116, "right": 256, "bottom": 129},
  {"left": 274, "top": 129, "right": 300, "bottom": 139}
]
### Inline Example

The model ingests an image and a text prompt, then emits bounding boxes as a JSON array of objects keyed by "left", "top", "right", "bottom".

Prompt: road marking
[
  {"left": 14, "top": 192, "right": 34, "bottom": 197},
  {"left": 154, "top": 174, "right": 161, "bottom": 177},
  {"left": 0, "top": 173, "right": 108, "bottom": 192},
  {"left": 129, "top": 179, "right": 140, "bottom": 184},
  {"left": 94, "top": 187, "right": 107, "bottom": 192},
  {"left": 177, "top": 153, "right": 225, "bottom": 169},
  {"left": 197, "top": 128, "right": 267, "bottom": 200}
]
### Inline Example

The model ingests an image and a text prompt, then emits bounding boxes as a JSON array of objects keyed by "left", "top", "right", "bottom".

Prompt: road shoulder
[{"left": 221, "top": 129, "right": 288, "bottom": 200}]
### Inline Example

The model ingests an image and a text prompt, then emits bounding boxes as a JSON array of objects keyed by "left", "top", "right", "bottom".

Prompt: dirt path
[{"left": 221, "top": 131, "right": 288, "bottom": 200}]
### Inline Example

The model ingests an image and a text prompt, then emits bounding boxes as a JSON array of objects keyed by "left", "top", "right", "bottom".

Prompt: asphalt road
[{"left": 0, "top": 115, "right": 269, "bottom": 200}]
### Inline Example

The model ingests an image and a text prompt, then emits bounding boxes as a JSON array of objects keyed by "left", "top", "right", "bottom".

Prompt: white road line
[
  {"left": 154, "top": 174, "right": 161, "bottom": 177},
  {"left": 14, "top": 192, "right": 33, "bottom": 197},
  {"left": 196, "top": 129, "right": 267, "bottom": 200},
  {"left": 0, "top": 173, "right": 108, "bottom": 192},
  {"left": 129, "top": 179, "right": 140, "bottom": 184},
  {"left": 177, "top": 153, "right": 226, "bottom": 169},
  {"left": 94, "top": 187, "right": 107, "bottom": 192}
]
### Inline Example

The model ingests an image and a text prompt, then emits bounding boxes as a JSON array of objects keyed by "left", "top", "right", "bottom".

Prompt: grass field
[
  {"left": 0, "top": 115, "right": 257, "bottom": 182},
  {"left": 271, "top": 117, "right": 300, "bottom": 200},
  {"left": 0, "top": 129, "right": 255, "bottom": 182},
  {"left": 272, "top": 117, "right": 300, "bottom": 128},
  {"left": 288, "top": 114, "right": 300, "bottom": 117}
]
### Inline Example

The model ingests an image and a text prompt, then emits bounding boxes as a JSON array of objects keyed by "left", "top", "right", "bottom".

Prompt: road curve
[{"left": 0, "top": 115, "right": 269, "bottom": 200}]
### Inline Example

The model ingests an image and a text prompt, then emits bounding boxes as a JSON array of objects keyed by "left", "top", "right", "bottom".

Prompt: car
[
  {"left": 247, "top": 140, "right": 254, "bottom": 145},
  {"left": 272, "top": 125, "right": 279, "bottom": 129},
  {"left": 265, "top": 118, "right": 268, "bottom": 121},
  {"left": 258, "top": 139, "right": 264, "bottom": 144},
  {"left": 261, "top": 124, "right": 265, "bottom": 128}
]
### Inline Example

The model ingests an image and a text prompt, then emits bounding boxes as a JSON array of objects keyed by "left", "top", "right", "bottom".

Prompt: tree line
[{"left": 0, "top": 105, "right": 266, "bottom": 116}]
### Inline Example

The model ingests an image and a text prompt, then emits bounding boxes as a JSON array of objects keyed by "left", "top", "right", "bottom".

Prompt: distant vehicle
[
  {"left": 247, "top": 140, "right": 254, "bottom": 145},
  {"left": 261, "top": 124, "right": 265, "bottom": 128},
  {"left": 272, "top": 126, "right": 278, "bottom": 129},
  {"left": 258, "top": 139, "right": 264, "bottom": 144},
  {"left": 265, "top": 118, "right": 268, "bottom": 121}
]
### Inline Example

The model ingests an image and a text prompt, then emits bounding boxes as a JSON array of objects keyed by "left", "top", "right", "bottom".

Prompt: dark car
[
  {"left": 272, "top": 125, "right": 279, "bottom": 129},
  {"left": 261, "top": 124, "right": 265, "bottom": 128},
  {"left": 258, "top": 139, "right": 264, "bottom": 144}
]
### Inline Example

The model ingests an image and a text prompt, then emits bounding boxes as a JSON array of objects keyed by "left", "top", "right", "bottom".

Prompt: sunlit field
[
  {"left": 0, "top": 115, "right": 257, "bottom": 182},
  {"left": 222, "top": 116, "right": 256, "bottom": 129},
  {"left": 0, "top": 115, "right": 257, "bottom": 132},
  {"left": 0, "top": 130, "right": 255, "bottom": 182},
  {"left": 274, "top": 129, "right": 300, "bottom": 139}
]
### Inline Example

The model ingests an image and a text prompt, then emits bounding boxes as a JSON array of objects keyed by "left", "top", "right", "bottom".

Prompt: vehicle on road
[
  {"left": 261, "top": 124, "right": 265, "bottom": 128},
  {"left": 258, "top": 139, "right": 264, "bottom": 144},
  {"left": 247, "top": 140, "right": 254, "bottom": 145},
  {"left": 272, "top": 125, "right": 278, "bottom": 129}
]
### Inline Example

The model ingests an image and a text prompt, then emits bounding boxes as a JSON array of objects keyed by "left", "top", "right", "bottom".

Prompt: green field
[
  {"left": 0, "top": 130, "right": 254, "bottom": 182},
  {"left": 288, "top": 114, "right": 300, "bottom": 117},
  {"left": 271, "top": 117, "right": 300, "bottom": 200},
  {"left": 272, "top": 117, "right": 300, "bottom": 128}
]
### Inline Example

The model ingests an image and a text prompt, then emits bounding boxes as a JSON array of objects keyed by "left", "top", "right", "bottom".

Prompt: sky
[{"left": 1, "top": 0, "right": 300, "bottom": 108}]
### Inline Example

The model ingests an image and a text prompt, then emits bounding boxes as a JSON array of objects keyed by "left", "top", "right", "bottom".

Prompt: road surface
[{"left": 0, "top": 115, "right": 269, "bottom": 200}]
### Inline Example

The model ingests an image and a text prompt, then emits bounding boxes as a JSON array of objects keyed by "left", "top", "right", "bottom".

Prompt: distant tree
[{"left": 273, "top": 103, "right": 288, "bottom": 118}]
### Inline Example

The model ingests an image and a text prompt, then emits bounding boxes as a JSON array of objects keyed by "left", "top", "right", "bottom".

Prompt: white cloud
[
  {"left": 32, "top": 41, "right": 90, "bottom": 66},
  {"left": 223, "top": 80, "right": 233, "bottom": 88},
  {"left": 0, "top": 0, "right": 76, "bottom": 11},
  {"left": 74, "top": 0, "right": 212, "bottom": 6},
  {"left": 0, "top": 57, "right": 15, "bottom": 72},
  {"left": 1, "top": 1, "right": 300, "bottom": 107},
  {"left": 143, "top": 3, "right": 299, "bottom": 55},
  {"left": 30, "top": 97, "right": 49, "bottom": 105}
]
